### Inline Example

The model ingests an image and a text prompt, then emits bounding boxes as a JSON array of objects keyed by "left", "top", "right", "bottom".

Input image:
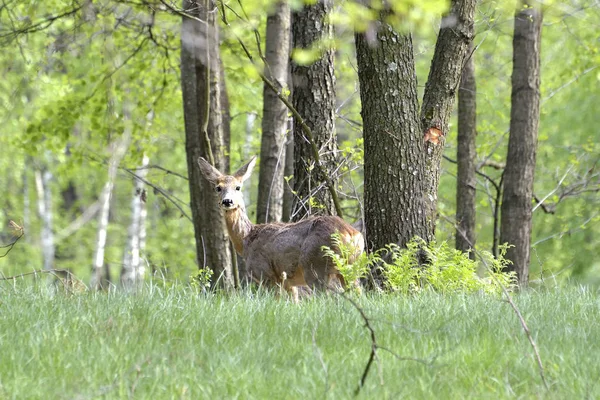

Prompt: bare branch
[
  {"left": 216, "top": 0, "right": 344, "bottom": 218},
  {"left": 0, "top": 4, "right": 83, "bottom": 42},
  {"left": 0, "top": 221, "right": 24, "bottom": 258}
]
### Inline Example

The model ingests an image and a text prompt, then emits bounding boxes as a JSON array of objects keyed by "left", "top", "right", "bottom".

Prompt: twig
[
  {"left": 337, "top": 293, "right": 431, "bottom": 396},
  {"left": 216, "top": 0, "right": 344, "bottom": 218},
  {"left": 121, "top": 167, "right": 193, "bottom": 222},
  {"left": 1, "top": 221, "right": 24, "bottom": 257},
  {"left": 0, "top": 268, "right": 88, "bottom": 293},
  {"left": 0, "top": 5, "right": 83, "bottom": 41},
  {"left": 125, "top": 164, "right": 188, "bottom": 180}
]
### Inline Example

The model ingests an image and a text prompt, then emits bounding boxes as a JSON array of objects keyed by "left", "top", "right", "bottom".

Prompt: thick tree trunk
[
  {"left": 256, "top": 0, "right": 291, "bottom": 224},
  {"left": 181, "top": 0, "right": 233, "bottom": 288},
  {"left": 421, "top": 0, "right": 477, "bottom": 237},
  {"left": 291, "top": 0, "right": 338, "bottom": 221},
  {"left": 356, "top": 0, "right": 475, "bottom": 254},
  {"left": 34, "top": 167, "right": 54, "bottom": 271},
  {"left": 500, "top": 2, "right": 543, "bottom": 286},
  {"left": 121, "top": 154, "right": 149, "bottom": 288},
  {"left": 355, "top": 21, "right": 428, "bottom": 252},
  {"left": 455, "top": 41, "right": 477, "bottom": 257}
]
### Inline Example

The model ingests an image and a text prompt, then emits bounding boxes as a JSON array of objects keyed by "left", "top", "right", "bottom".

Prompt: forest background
[{"left": 0, "top": 0, "right": 598, "bottom": 289}]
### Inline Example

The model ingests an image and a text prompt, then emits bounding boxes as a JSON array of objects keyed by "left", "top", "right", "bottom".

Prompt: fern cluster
[
  {"left": 321, "top": 233, "right": 378, "bottom": 292},
  {"left": 381, "top": 238, "right": 516, "bottom": 294},
  {"left": 322, "top": 234, "right": 517, "bottom": 295}
]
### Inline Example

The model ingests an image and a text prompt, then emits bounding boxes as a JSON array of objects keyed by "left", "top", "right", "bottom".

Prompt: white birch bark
[
  {"left": 121, "top": 154, "right": 149, "bottom": 288},
  {"left": 90, "top": 136, "right": 129, "bottom": 290},
  {"left": 34, "top": 167, "right": 54, "bottom": 271}
]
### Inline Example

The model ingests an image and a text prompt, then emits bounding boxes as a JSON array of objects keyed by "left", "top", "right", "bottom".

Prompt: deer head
[{"left": 197, "top": 156, "right": 256, "bottom": 211}]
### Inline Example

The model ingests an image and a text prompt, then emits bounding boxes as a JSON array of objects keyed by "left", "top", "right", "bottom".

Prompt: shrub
[{"left": 380, "top": 238, "right": 517, "bottom": 294}]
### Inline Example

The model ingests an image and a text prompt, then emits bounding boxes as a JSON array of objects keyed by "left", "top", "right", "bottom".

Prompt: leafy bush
[
  {"left": 380, "top": 238, "right": 517, "bottom": 294},
  {"left": 189, "top": 267, "right": 214, "bottom": 292}
]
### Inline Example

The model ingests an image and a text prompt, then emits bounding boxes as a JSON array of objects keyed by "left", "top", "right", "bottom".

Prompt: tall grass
[{"left": 1, "top": 281, "right": 599, "bottom": 399}]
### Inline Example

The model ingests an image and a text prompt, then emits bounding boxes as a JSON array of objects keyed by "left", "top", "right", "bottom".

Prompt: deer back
[{"left": 243, "top": 216, "right": 364, "bottom": 289}]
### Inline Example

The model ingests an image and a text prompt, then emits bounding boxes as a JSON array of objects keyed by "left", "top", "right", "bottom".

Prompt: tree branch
[
  {"left": 216, "top": 0, "right": 344, "bottom": 218},
  {"left": 0, "top": 221, "right": 24, "bottom": 258}
]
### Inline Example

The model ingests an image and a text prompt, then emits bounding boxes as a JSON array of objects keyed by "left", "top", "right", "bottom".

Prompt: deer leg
[{"left": 281, "top": 266, "right": 310, "bottom": 303}]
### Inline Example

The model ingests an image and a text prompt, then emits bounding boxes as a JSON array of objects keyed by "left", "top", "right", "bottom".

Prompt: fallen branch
[
  {"left": 337, "top": 292, "right": 433, "bottom": 396},
  {"left": 0, "top": 268, "right": 88, "bottom": 293},
  {"left": 441, "top": 213, "right": 549, "bottom": 390}
]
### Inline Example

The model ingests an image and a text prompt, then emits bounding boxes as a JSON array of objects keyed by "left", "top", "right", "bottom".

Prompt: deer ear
[
  {"left": 234, "top": 156, "right": 257, "bottom": 182},
  {"left": 197, "top": 157, "right": 223, "bottom": 184}
]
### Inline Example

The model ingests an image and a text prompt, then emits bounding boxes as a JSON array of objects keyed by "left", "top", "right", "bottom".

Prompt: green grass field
[{"left": 1, "top": 282, "right": 599, "bottom": 399}]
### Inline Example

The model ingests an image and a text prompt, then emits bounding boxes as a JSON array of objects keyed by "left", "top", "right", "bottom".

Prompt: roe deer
[{"left": 197, "top": 156, "right": 364, "bottom": 299}]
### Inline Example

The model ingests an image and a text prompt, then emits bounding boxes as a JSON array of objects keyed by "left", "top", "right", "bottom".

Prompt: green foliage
[
  {"left": 189, "top": 267, "right": 214, "bottom": 291},
  {"left": 321, "top": 232, "right": 378, "bottom": 290},
  {"left": 0, "top": 0, "right": 599, "bottom": 288},
  {"left": 382, "top": 237, "right": 517, "bottom": 294}
]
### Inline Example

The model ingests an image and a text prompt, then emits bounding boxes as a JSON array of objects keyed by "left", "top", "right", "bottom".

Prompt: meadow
[{"left": 1, "top": 282, "right": 599, "bottom": 399}]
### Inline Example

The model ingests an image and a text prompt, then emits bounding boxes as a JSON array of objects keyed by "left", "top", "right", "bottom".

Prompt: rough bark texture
[
  {"left": 256, "top": 0, "right": 291, "bottom": 224},
  {"left": 282, "top": 119, "right": 294, "bottom": 222},
  {"left": 219, "top": 58, "right": 231, "bottom": 174},
  {"left": 500, "top": 2, "right": 543, "bottom": 286},
  {"left": 355, "top": 21, "right": 429, "bottom": 252},
  {"left": 356, "top": 1, "right": 475, "bottom": 254},
  {"left": 421, "top": 0, "right": 477, "bottom": 237},
  {"left": 181, "top": 0, "right": 233, "bottom": 287},
  {"left": 455, "top": 41, "right": 477, "bottom": 256},
  {"left": 291, "top": 0, "right": 338, "bottom": 221}
]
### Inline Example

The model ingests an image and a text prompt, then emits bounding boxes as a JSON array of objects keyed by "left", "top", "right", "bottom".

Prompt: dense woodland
[{"left": 0, "top": 0, "right": 598, "bottom": 289}]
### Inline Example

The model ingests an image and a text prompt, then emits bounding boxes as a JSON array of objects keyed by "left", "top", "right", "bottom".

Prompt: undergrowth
[{"left": 322, "top": 235, "right": 516, "bottom": 294}]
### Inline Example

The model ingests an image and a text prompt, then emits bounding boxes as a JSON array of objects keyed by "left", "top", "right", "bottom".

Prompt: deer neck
[{"left": 223, "top": 205, "right": 253, "bottom": 256}]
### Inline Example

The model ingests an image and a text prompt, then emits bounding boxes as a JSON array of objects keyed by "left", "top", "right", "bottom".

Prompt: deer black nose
[{"left": 222, "top": 199, "right": 234, "bottom": 208}]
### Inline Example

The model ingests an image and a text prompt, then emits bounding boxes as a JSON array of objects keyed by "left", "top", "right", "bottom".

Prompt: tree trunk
[
  {"left": 121, "top": 154, "right": 149, "bottom": 288},
  {"left": 256, "top": 0, "right": 291, "bottom": 224},
  {"left": 455, "top": 41, "right": 477, "bottom": 257},
  {"left": 23, "top": 166, "right": 31, "bottom": 243},
  {"left": 421, "top": 0, "right": 477, "bottom": 238},
  {"left": 34, "top": 166, "right": 54, "bottom": 271},
  {"left": 291, "top": 0, "right": 338, "bottom": 221},
  {"left": 356, "top": 0, "right": 475, "bottom": 253},
  {"left": 220, "top": 58, "right": 231, "bottom": 174},
  {"left": 355, "top": 21, "right": 428, "bottom": 252},
  {"left": 181, "top": 0, "right": 233, "bottom": 288},
  {"left": 90, "top": 136, "right": 129, "bottom": 290},
  {"left": 282, "top": 118, "right": 294, "bottom": 222},
  {"left": 500, "top": 2, "right": 543, "bottom": 286}
]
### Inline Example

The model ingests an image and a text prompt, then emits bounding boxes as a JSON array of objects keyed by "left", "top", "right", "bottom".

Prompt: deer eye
[
  {"left": 215, "top": 186, "right": 222, "bottom": 192},
  {"left": 235, "top": 186, "right": 241, "bottom": 191}
]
